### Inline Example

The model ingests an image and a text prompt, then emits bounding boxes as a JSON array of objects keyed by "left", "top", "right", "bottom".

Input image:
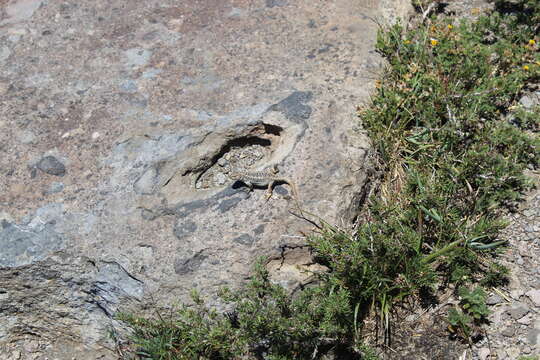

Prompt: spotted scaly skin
[{"left": 228, "top": 166, "right": 299, "bottom": 202}]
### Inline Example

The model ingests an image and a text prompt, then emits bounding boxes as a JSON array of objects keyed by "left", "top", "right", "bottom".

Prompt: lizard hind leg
[{"left": 264, "top": 182, "right": 275, "bottom": 202}]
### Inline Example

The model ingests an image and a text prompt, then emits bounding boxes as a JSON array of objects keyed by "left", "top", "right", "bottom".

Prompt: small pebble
[
  {"left": 508, "top": 303, "right": 530, "bottom": 319},
  {"left": 37, "top": 155, "right": 66, "bottom": 176},
  {"left": 486, "top": 294, "right": 503, "bottom": 305},
  {"left": 217, "top": 158, "right": 228, "bottom": 167},
  {"left": 517, "top": 314, "right": 532, "bottom": 325}
]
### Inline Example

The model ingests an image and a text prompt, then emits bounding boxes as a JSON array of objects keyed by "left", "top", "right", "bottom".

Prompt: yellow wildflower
[
  {"left": 523, "top": 65, "right": 529, "bottom": 71},
  {"left": 447, "top": 24, "right": 453, "bottom": 30},
  {"left": 529, "top": 39, "right": 536, "bottom": 46},
  {"left": 430, "top": 39, "right": 439, "bottom": 46}
]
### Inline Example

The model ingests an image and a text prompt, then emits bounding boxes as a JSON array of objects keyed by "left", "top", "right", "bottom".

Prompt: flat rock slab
[{"left": 0, "top": 0, "right": 410, "bottom": 356}]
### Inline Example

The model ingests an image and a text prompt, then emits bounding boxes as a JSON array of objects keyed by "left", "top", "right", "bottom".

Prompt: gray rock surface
[
  {"left": 0, "top": 220, "right": 64, "bottom": 267},
  {"left": 0, "top": 0, "right": 411, "bottom": 357}
]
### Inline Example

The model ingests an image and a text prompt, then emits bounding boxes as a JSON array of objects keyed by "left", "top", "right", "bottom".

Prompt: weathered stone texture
[{"left": 0, "top": 0, "right": 411, "bottom": 356}]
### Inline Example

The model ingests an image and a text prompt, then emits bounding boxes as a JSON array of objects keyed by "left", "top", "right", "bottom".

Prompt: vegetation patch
[{"left": 120, "top": 1, "right": 539, "bottom": 358}]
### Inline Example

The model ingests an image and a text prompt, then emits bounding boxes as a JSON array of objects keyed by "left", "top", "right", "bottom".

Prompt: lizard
[
  {"left": 228, "top": 165, "right": 300, "bottom": 204},
  {"left": 228, "top": 166, "right": 334, "bottom": 232}
]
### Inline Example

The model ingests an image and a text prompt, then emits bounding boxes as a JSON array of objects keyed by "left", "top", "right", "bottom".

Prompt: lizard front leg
[{"left": 243, "top": 180, "right": 254, "bottom": 194}]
